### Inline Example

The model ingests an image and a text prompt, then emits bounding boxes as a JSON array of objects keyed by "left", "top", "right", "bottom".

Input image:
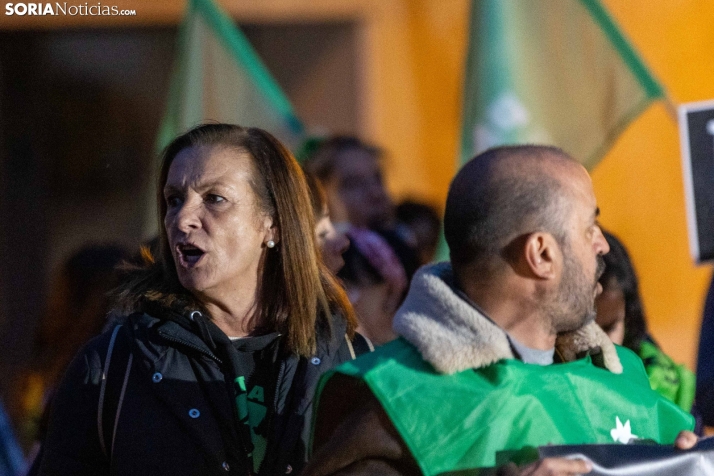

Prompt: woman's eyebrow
[{"left": 163, "top": 184, "right": 181, "bottom": 194}]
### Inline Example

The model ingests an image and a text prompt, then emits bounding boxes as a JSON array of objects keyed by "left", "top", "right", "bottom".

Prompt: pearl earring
[{"left": 266, "top": 240, "right": 276, "bottom": 249}]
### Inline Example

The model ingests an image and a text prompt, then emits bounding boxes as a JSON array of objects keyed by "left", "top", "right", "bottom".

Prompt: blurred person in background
[
  {"left": 304, "top": 136, "right": 391, "bottom": 230},
  {"left": 305, "top": 169, "right": 401, "bottom": 346},
  {"left": 395, "top": 199, "right": 441, "bottom": 266},
  {"left": 304, "top": 136, "right": 420, "bottom": 282},
  {"left": 595, "top": 230, "right": 695, "bottom": 412},
  {"left": 36, "top": 124, "right": 368, "bottom": 476},
  {"left": 8, "top": 244, "right": 128, "bottom": 461},
  {"left": 304, "top": 171, "right": 349, "bottom": 275},
  {"left": 338, "top": 229, "right": 408, "bottom": 346}
]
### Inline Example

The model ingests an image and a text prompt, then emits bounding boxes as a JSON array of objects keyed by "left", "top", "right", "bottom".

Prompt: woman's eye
[
  {"left": 166, "top": 195, "right": 182, "bottom": 208},
  {"left": 206, "top": 194, "right": 225, "bottom": 204}
]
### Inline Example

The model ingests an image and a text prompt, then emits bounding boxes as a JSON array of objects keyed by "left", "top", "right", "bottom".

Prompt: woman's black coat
[{"left": 37, "top": 310, "right": 367, "bottom": 476}]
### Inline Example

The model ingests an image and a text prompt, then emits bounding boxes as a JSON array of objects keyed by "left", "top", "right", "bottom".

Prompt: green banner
[
  {"left": 156, "top": 0, "right": 304, "bottom": 153},
  {"left": 460, "top": 0, "right": 665, "bottom": 170},
  {"left": 436, "top": 0, "right": 667, "bottom": 262}
]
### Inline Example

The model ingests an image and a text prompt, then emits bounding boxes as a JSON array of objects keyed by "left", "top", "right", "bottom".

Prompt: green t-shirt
[
  {"left": 230, "top": 332, "right": 281, "bottom": 473},
  {"left": 638, "top": 339, "right": 696, "bottom": 412}
]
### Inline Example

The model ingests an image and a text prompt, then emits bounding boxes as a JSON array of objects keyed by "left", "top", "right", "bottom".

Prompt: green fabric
[
  {"left": 577, "top": 0, "right": 664, "bottom": 99},
  {"left": 156, "top": 0, "right": 304, "bottom": 153},
  {"left": 460, "top": 0, "right": 665, "bottom": 170},
  {"left": 325, "top": 338, "right": 693, "bottom": 475},
  {"left": 638, "top": 340, "right": 696, "bottom": 413},
  {"left": 434, "top": 0, "right": 667, "bottom": 262}
]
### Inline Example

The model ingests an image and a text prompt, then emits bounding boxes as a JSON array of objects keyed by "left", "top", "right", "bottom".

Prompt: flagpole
[{"left": 662, "top": 93, "right": 679, "bottom": 123}]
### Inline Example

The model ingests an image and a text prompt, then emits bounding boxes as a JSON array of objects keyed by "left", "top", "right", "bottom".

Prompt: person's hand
[
  {"left": 519, "top": 457, "right": 592, "bottom": 475},
  {"left": 675, "top": 430, "right": 698, "bottom": 450}
]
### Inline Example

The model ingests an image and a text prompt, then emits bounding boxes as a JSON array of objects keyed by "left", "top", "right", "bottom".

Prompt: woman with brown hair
[{"left": 37, "top": 124, "right": 366, "bottom": 476}]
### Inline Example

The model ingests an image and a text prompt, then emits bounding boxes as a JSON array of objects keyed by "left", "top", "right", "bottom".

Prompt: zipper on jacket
[
  {"left": 157, "top": 330, "right": 223, "bottom": 364},
  {"left": 272, "top": 360, "right": 287, "bottom": 410},
  {"left": 255, "top": 359, "right": 286, "bottom": 475}
]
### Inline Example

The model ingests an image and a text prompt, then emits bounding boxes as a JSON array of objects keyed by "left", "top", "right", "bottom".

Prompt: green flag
[
  {"left": 156, "top": 0, "right": 304, "bottom": 152},
  {"left": 435, "top": 0, "right": 667, "bottom": 261},
  {"left": 461, "top": 0, "right": 666, "bottom": 169}
]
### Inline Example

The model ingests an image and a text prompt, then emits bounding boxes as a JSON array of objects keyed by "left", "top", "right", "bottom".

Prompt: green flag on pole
[
  {"left": 436, "top": 0, "right": 666, "bottom": 261},
  {"left": 156, "top": 0, "right": 304, "bottom": 152},
  {"left": 460, "top": 0, "right": 666, "bottom": 169}
]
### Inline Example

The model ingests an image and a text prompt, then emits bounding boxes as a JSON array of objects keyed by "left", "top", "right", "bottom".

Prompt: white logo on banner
[
  {"left": 473, "top": 92, "right": 552, "bottom": 155},
  {"left": 610, "top": 416, "right": 638, "bottom": 444}
]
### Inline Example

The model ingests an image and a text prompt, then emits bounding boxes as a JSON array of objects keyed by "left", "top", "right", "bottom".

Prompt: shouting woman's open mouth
[{"left": 176, "top": 242, "right": 205, "bottom": 267}]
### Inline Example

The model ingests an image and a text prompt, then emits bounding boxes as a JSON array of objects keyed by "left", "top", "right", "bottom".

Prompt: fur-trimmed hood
[{"left": 392, "top": 262, "right": 622, "bottom": 375}]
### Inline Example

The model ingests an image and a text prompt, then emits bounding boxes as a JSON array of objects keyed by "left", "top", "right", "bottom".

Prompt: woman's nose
[{"left": 174, "top": 201, "right": 202, "bottom": 232}]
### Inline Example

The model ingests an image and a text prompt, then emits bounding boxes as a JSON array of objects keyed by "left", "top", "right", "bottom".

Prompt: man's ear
[{"left": 523, "top": 232, "right": 559, "bottom": 279}]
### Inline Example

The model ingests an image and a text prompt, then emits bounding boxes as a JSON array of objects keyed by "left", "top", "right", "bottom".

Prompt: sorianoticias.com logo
[{"left": 5, "top": 3, "right": 136, "bottom": 15}]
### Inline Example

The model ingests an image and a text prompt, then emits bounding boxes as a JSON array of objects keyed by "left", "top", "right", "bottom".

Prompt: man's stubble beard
[{"left": 548, "top": 246, "right": 606, "bottom": 334}]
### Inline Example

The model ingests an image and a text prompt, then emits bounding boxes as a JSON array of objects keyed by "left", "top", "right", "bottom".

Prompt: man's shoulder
[
  {"left": 614, "top": 344, "right": 651, "bottom": 383},
  {"left": 314, "top": 338, "right": 440, "bottom": 418},
  {"left": 332, "top": 338, "right": 431, "bottom": 379}
]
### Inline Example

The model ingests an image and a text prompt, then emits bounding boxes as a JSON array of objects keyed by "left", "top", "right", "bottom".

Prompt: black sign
[{"left": 679, "top": 100, "right": 714, "bottom": 263}]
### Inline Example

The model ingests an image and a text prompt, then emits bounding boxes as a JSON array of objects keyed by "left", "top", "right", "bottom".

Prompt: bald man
[{"left": 304, "top": 145, "right": 696, "bottom": 476}]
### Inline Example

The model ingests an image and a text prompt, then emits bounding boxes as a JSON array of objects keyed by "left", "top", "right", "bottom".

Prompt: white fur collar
[{"left": 392, "top": 262, "right": 622, "bottom": 375}]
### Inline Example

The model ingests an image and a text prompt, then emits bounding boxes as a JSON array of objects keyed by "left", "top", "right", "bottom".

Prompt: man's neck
[
  {"left": 507, "top": 333, "right": 554, "bottom": 365},
  {"left": 498, "top": 313, "right": 557, "bottom": 351},
  {"left": 457, "top": 275, "right": 557, "bottom": 351}
]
